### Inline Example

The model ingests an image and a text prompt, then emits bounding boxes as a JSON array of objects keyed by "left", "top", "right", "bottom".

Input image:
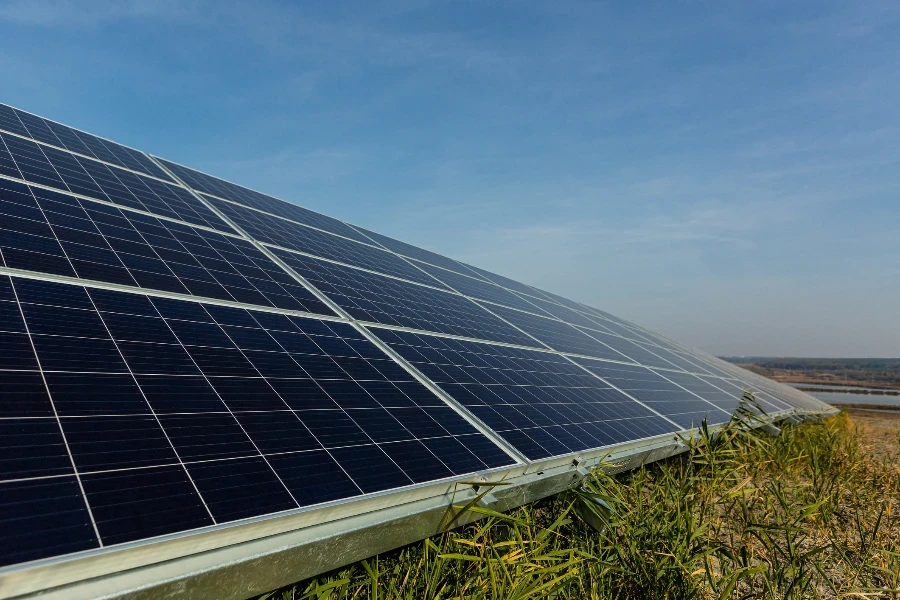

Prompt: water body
[
  {"left": 787, "top": 382, "right": 890, "bottom": 392},
  {"left": 786, "top": 383, "right": 900, "bottom": 407}
]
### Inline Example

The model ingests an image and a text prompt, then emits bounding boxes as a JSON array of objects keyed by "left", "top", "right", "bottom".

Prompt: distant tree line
[{"left": 722, "top": 357, "right": 900, "bottom": 387}]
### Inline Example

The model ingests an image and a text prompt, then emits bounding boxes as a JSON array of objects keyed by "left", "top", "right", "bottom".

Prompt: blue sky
[{"left": 1, "top": 1, "right": 897, "bottom": 357}]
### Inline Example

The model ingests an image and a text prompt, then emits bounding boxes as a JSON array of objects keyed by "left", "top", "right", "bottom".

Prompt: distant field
[{"left": 723, "top": 357, "right": 900, "bottom": 390}]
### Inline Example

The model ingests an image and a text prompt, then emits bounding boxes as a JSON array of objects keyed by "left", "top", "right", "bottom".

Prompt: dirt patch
[{"left": 843, "top": 407, "right": 900, "bottom": 464}]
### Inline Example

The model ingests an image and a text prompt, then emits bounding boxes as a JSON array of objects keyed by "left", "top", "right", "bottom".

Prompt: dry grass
[{"left": 257, "top": 399, "right": 900, "bottom": 600}]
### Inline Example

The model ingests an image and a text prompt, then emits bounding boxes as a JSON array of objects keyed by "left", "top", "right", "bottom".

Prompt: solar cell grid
[
  {"left": 571, "top": 358, "right": 731, "bottom": 429},
  {"left": 0, "top": 276, "right": 515, "bottom": 567},
  {"left": 593, "top": 319, "right": 662, "bottom": 346},
  {"left": 570, "top": 327, "right": 688, "bottom": 371},
  {"left": 485, "top": 304, "right": 636, "bottom": 363},
  {"left": 0, "top": 131, "right": 229, "bottom": 232},
  {"left": 350, "top": 225, "right": 487, "bottom": 277},
  {"left": 204, "top": 195, "right": 447, "bottom": 288},
  {"left": 415, "top": 262, "right": 548, "bottom": 313},
  {"left": 527, "top": 286, "right": 604, "bottom": 317},
  {"left": 0, "top": 179, "right": 332, "bottom": 314},
  {"left": 699, "top": 376, "right": 787, "bottom": 413},
  {"left": 271, "top": 248, "right": 541, "bottom": 347},
  {"left": 654, "top": 371, "right": 745, "bottom": 415},
  {"left": 373, "top": 327, "right": 676, "bottom": 460},
  {"left": 713, "top": 363, "right": 824, "bottom": 412},
  {"left": 643, "top": 347, "right": 717, "bottom": 374},
  {"left": 0, "top": 104, "right": 172, "bottom": 182},
  {"left": 157, "top": 158, "right": 372, "bottom": 244},
  {"left": 461, "top": 262, "right": 551, "bottom": 299},
  {"left": 515, "top": 292, "right": 616, "bottom": 331}
]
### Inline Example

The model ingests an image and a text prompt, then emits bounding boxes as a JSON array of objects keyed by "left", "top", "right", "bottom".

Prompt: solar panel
[
  {"left": 0, "top": 106, "right": 832, "bottom": 593},
  {"left": 571, "top": 358, "right": 733, "bottom": 429},
  {"left": 0, "top": 179, "right": 331, "bottom": 314},
  {"left": 0, "top": 131, "right": 227, "bottom": 232},
  {"left": 349, "top": 225, "right": 491, "bottom": 277},
  {"left": 0, "top": 275, "right": 516, "bottom": 567},
  {"left": 0, "top": 104, "right": 172, "bottom": 182},
  {"left": 483, "top": 304, "right": 637, "bottom": 362},
  {"left": 271, "top": 248, "right": 539, "bottom": 346},
  {"left": 414, "top": 262, "right": 548, "bottom": 313},
  {"left": 461, "top": 262, "right": 556, "bottom": 299},
  {"left": 157, "top": 158, "right": 373, "bottom": 244},
  {"left": 372, "top": 327, "right": 676, "bottom": 460},
  {"left": 203, "top": 195, "right": 448, "bottom": 288}
]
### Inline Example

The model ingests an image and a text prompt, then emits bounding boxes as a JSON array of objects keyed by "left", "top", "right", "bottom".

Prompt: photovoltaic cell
[
  {"left": 698, "top": 376, "right": 788, "bottom": 413},
  {"left": 204, "top": 195, "right": 447, "bottom": 288},
  {"left": 156, "top": 158, "right": 372, "bottom": 244},
  {"left": 654, "top": 371, "right": 746, "bottom": 415},
  {"left": 461, "top": 262, "right": 554, "bottom": 299},
  {"left": 0, "top": 179, "right": 332, "bottom": 314},
  {"left": 0, "top": 103, "right": 172, "bottom": 182},
  {"left": 710, "top": 362, "right": 823, "bottom": 412},
  {"left": 350, "top": 225, "right": 487, "bottom": 277},
  {"left": 514, "top": 292, "right": 618, "bottom": 331},
  {"left": 569, "top": 327, "right": 689, "bottom": 372},
  {"left": 272, "top": 248, "right": 539, "bottom": 347},
  {"left": 571, "top": 358, "right": 731, "bottom": 429},
  {"left": 373, "top": 327, "right": 675, "bottom": 460},
  {"left": 0, "top": 275, "right": 515, "bottom": 567},
  {"left": 0, "top": 131, "right": 229, "bottom": 232},
  {"left": 484, "top": 304, "right": 635, "bottom": 363},
  {"left": 414, "top": 262, "right": 548, "bottom": 313},
  {"left": 528, "top": 286, "right": 607, "bottom": 317}
]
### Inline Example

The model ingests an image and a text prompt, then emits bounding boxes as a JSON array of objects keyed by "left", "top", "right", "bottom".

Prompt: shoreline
[{"left": 793, "top": 386, "right": 900, "bottom": 396}]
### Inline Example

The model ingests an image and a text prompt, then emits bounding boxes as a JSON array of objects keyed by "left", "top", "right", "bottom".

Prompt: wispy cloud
[{"left": 1, "top": 0, "right": 897, "bottom": 356}]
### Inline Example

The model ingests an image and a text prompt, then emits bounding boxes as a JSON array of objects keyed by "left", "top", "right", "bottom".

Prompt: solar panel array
[{"left": 0, "top": 103, "right": 831, "bottom": 573}]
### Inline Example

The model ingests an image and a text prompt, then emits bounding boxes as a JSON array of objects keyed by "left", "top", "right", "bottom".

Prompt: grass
[{"left": 258, "top": 397, "right": 900, "bottom": 599}]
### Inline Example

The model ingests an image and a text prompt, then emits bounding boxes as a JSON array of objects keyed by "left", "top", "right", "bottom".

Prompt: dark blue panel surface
[
  {"left": 0, "top": 276, "right": 515, "bottom": 569},
  {"left": 0, "top": 104, "right": 173, "bottom": 182},
  {"left": 273, "top": 249, "right": 540, "bottom": 346},
  {"left": 653, "top": 371, "right": 745, "bottom": 415},
  {"left": 512, "top": 292, "right": 612, "bottom": 330},
  {"left": 460, "top": 262, "right": 550, "bottom": 298},
  {"left": 0, "top": 179, "right": 333, "bottom": 315},
  {"left": 374, "top": 328, "right": 675, "bottom": 460},
  {"left": 414, "top": 263, "right": 547, "bottom": 313},
  {"left": 0, "top": 131, "right": 227, "bottom": 232},
  {"left": 157, "top": 158, "right": 373, "bottom": 243},
  {"left": 204, "top": 196, "right": 446, "bottom": 288},
  {"left": 350, "top": 225, "right": 484, "bottom": 276},
  {"left": 0, "top": 477, "right": 98, "bottom": 566},
  {"left": 82, "top": 465, "right": 213, "bottom": 545},
  {"left": 485, "top": 304, "right": 636, "bottom": 363},
  {"left": 571, "top": 327, "right": 688, "bottom": 371},
  {"left": 571, "top": 358, "right": 731, "bottom": 429}
]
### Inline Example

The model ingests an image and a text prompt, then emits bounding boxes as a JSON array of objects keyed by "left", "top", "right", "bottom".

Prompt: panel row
[
  {"left": 0, "top": 276, "right": 515, "bottom": 568},
  {"left": 0, "top": 178, "right": 331, "bottom": 315},
  {"left": 272, "top": 248, "right": 540, "bottom": 347},
  {"left": 350, "top": 225, "right": 490, "bottom": 278},
  {"left": 372, "top": 327, "right": 679, "bottom": 460},
  {"left": 0, "top": 104, "right": 172, "bottom": 182},
  {"left": 0, "top": 130, "right": 230, "bottom": 233},
  {"left": 158, "top": 158, "right": 373, "bottom": 244},
  {"left": 205, "top": 195, "right": 447, "bottom": 288}
]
